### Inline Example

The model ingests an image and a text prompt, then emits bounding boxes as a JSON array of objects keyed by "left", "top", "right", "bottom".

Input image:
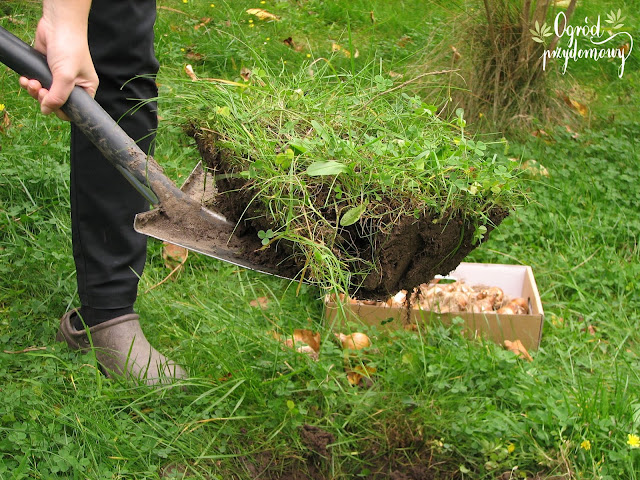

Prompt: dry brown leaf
[
  {"left": 346, "top": 365, "right": 377, "bottom": 386},
  {"left": 396, "top": 35, "right": 412, "bottom": 48},
  {"left": 185, "top": 50, "right": 204, "bottom": 62},
  {"left": 331, "top": 43, "right": 359, "bottom": 58},
  {"left": 563, "top": 96, "right": 588, "bottom": 117},
  {"left": 504, "top": 339, "right": 533, "bottom": 362},
  {"left": 346, "top": 370, "right": 362, "bottom": 386},
  {"left": 618, "top": 43, "right": 630, "bottom": 56},
  {"left": 293, "top": 329, "right": 321, "bottom": 352},
  {"left": 194, "top": 17, "right": 211, "bottom": 30},
  {"left": 246, "top": 8, "right": 280, "bottom": 21},
  {"left": 271, "top": 329, "right": 321, "bottom": 359},
  {"left": 184, "top": 64, "right": 198, "bottom": 81},
  {"left": 162, "top": 242, "right": 188, "bottom": 269},
  {"left": 569, "top": 99, "right": 588, "bottom": 117},
  {"left": 240, "top": 67, "right": 252, "bottom": 82},
  {"left": 531, "top": 129, "right": 551, "bottom": 139},
  {"left": 283, "top": 36, "right": 304, "bottom": 52},
  {"left": 587, "top": 325, "right": 597, "bottom": 336},
  {"left": 521, "top": 159, "right": 549, "bottom": 177},
  {"left": 451, "top": 45, "right": 462, "bottom": 62},
  {"left": 369, "top": 11, "right": 375, "bottom": 23},
  {"left": 249, "top": 296, "right": 269, "bottom": 309},
  {"left": 0, "top": 111, "right": 9, "bottom": 133},
  {"left": 564, "top": 125, "right": 580, "bottom": 139}
]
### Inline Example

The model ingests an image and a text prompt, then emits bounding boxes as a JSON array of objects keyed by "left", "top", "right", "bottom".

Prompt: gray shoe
[{"left": 56, "top": 310, "right": 187, "bottom": 386}]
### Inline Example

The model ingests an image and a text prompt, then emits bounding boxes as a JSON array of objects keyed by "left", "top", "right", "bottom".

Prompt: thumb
[{"left": 40, "top": 72, "right": 75, "bottom": 115}]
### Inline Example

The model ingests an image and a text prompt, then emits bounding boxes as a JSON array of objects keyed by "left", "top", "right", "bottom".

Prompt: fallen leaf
[
  {"left": 369, "top": 11, "right": 375, "bottom": 23},
  {"left": 396, "top": 35, "right": 412, "bottom": 48},
  {"left": 346, "top": 364, "right": 376, "bottom": 386},
  {"left": 246, "top": 8, "right": 280, "bottom": 21},
  {"left": 388, "top": 71, "right": 403, "bottom": 79},
  {"left": 0, "top": 111, "right": 9, "bottom": 133},
  {"left": 521, "top": 159, "right": 549, "bottom": 177},
  {"left": 549, "top": 315, "right": 564, "bottom": 327},
  {"left": 531, "top": 129, "right": 549, "bottom": 138},
  {"left": 292, "top": 329, "right": 321, "bottom": 352},
  {"left": 331, "top": 43, "right": 358, "bottom": 58},
  {"left": 504, "top": 339, "right": 533, "bottom": 362},
  {"left": 249, "top": 296, "right": 269, "bottom": 309},
  {"left": 271, "top": 329, "right": 321, "bottom": 359},
  {"left": 563, "top": 95, "right": 588, "bottom": 117},
  {"left": 283, "top": 36, "right": 304, "bottom": 52},
  {"left": 184, "top": 64, "right": 199, "bottom": 81},
  {"left": 587, "top": 325, "right": 597, "bottom": 336},
  {"left": 618, "top": 43, "right": 630, "bottom": 56},
  {"left": 346, "top": 370, "right": 362, "bottom": 385},
  {"left": 162, "top": 242, "right": 188, "bottom": 269},
  {"left": 451, "top": 45, "right": 462, "bottom": 62},
  {"left": 564, "top": 124, "right": 580, "bottom": 139},
  {"left": 240, "top": 67, "right": 252, "bottom": 82},
  {"left": 185, "top": 50, "right": 204, "bottom": 61},
  {"left": 194, "top": 17, "right": 211, "bottom": 30}
]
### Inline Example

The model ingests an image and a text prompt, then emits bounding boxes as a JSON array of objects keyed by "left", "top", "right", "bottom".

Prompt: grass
[
  {"left": 176, "top": 59, "right": 523, "bottom": 291},
  {"left": 1, "top": 0, "right": 639, "bottom": 478}
]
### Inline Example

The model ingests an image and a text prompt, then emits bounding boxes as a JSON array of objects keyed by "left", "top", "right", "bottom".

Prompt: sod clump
[{"left": 182, "top": 63, "right": 522, "bottom": 297}]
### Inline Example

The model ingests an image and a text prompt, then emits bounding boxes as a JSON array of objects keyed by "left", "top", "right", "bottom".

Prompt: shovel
[{"left": 0, "top": 26, "right": 296, "bottom": 279}]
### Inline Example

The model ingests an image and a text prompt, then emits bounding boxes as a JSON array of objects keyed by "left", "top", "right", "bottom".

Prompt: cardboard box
[{"left": 324, "top": 262, "right": 545, "bottom": 351}]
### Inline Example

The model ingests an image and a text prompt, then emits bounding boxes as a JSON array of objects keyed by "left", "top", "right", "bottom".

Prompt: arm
[{"left": 19, "top": 0, "right": 98, "bottom": 120}]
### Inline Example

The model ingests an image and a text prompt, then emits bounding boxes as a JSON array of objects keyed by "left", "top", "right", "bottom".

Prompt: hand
[{"left": 19, "top": 3, "right": 98, "bottom": 121}]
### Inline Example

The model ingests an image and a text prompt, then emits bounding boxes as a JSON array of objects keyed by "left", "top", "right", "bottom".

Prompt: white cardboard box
[{"left": 325, "top": 262, "right": 545, "bottom": 351}]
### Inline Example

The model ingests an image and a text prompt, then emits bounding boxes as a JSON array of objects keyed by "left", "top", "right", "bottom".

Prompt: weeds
[
  {"left": 0, "top": 0, "right": 639, "bottom": 478},
  {"left": 178, "top": 59, "right": 523, "bottom": 292}
]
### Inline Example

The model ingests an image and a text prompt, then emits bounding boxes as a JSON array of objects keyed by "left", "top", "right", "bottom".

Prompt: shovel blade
[{"left": 134, "top": 162, "right": 299, "bottom": 280}]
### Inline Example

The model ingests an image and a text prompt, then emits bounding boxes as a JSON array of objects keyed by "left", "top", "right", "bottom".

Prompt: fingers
[
  {"left": 19, "top": 77, "right": 43, "bottom": 101},
  {"left": 19, "top": 77, "right": 71, "bottom": 121}
]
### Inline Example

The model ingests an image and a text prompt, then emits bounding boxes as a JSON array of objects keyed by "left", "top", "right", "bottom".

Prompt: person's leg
[
  {"left": 71, "top": 0, "right": 158, "bottom": 325},
  {"left": 58, "top": 0, "right": 186, "bottom": 384}
]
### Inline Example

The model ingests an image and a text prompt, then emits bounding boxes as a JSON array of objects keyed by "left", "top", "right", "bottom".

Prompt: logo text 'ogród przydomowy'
[{"left": 531, "top": 10, "right": 633, "bottom": 78}]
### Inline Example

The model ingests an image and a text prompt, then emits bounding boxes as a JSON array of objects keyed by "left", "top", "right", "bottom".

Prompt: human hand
[{"left": 19, "top": 3, "right": 98, "bottom": 121}]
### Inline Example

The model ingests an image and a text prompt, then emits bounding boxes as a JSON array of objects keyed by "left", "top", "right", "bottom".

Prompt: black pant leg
[{"left": 70, "top": 0, "right": 158, "bottom": 310}]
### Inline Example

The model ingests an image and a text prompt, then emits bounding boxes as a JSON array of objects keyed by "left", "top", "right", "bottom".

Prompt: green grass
[
  {"left": 174, "top": 59, "right": 522, "bottom": 291},
  {"left": 1, "top": 0, "right": 640, "bottom": 478}
]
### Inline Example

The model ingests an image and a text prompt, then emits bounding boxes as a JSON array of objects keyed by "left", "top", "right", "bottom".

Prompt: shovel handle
[{"left": 0, "top": 26, "right": 161, "bottom": 205}]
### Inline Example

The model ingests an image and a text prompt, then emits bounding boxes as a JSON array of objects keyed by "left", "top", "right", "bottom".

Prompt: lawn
[{"left": 1, "top": 0, "right": 639, "bottom": 479}]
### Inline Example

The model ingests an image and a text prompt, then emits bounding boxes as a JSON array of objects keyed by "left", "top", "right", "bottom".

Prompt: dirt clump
[
  {"left": 299, "top": 424, "right": 335, "bottom": 459},
  {"left": 188, "top": 127, "right": 508, "bottom": 297}
]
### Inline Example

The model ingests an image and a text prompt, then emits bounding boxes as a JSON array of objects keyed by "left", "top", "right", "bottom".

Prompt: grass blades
[{"left": 1, "top": 0, "right": 639, "bottom": 478}]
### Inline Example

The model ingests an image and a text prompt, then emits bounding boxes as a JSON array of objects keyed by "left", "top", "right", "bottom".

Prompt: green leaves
[
  {"left": 305, "top": 160, "right": 348, "bottom": 177},
  {"left": 257, "top": 229, "right": 276, "bottom": 245},
  {"left": 275, "top": 148, "right": 294, "bottom": 169},
  {"left": 339, "top": 203, "right": 368, "bottom": 227}
]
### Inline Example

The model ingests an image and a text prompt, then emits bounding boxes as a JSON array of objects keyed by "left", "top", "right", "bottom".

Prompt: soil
[
  {"left": 238, "top": 422, "right": 448, "bottom": 480},
  {"left": 187, "top": 127, "right": 509, "bottom": 297}
]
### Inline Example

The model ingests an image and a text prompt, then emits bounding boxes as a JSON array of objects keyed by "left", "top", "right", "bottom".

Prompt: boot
[{"left": 56, "top": 310, "right": 187, "bottom": 386}]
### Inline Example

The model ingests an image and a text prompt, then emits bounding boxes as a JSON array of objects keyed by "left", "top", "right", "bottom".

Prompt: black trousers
[{"left": 70, "top": 0, "right": 158, "bottom": 310}]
